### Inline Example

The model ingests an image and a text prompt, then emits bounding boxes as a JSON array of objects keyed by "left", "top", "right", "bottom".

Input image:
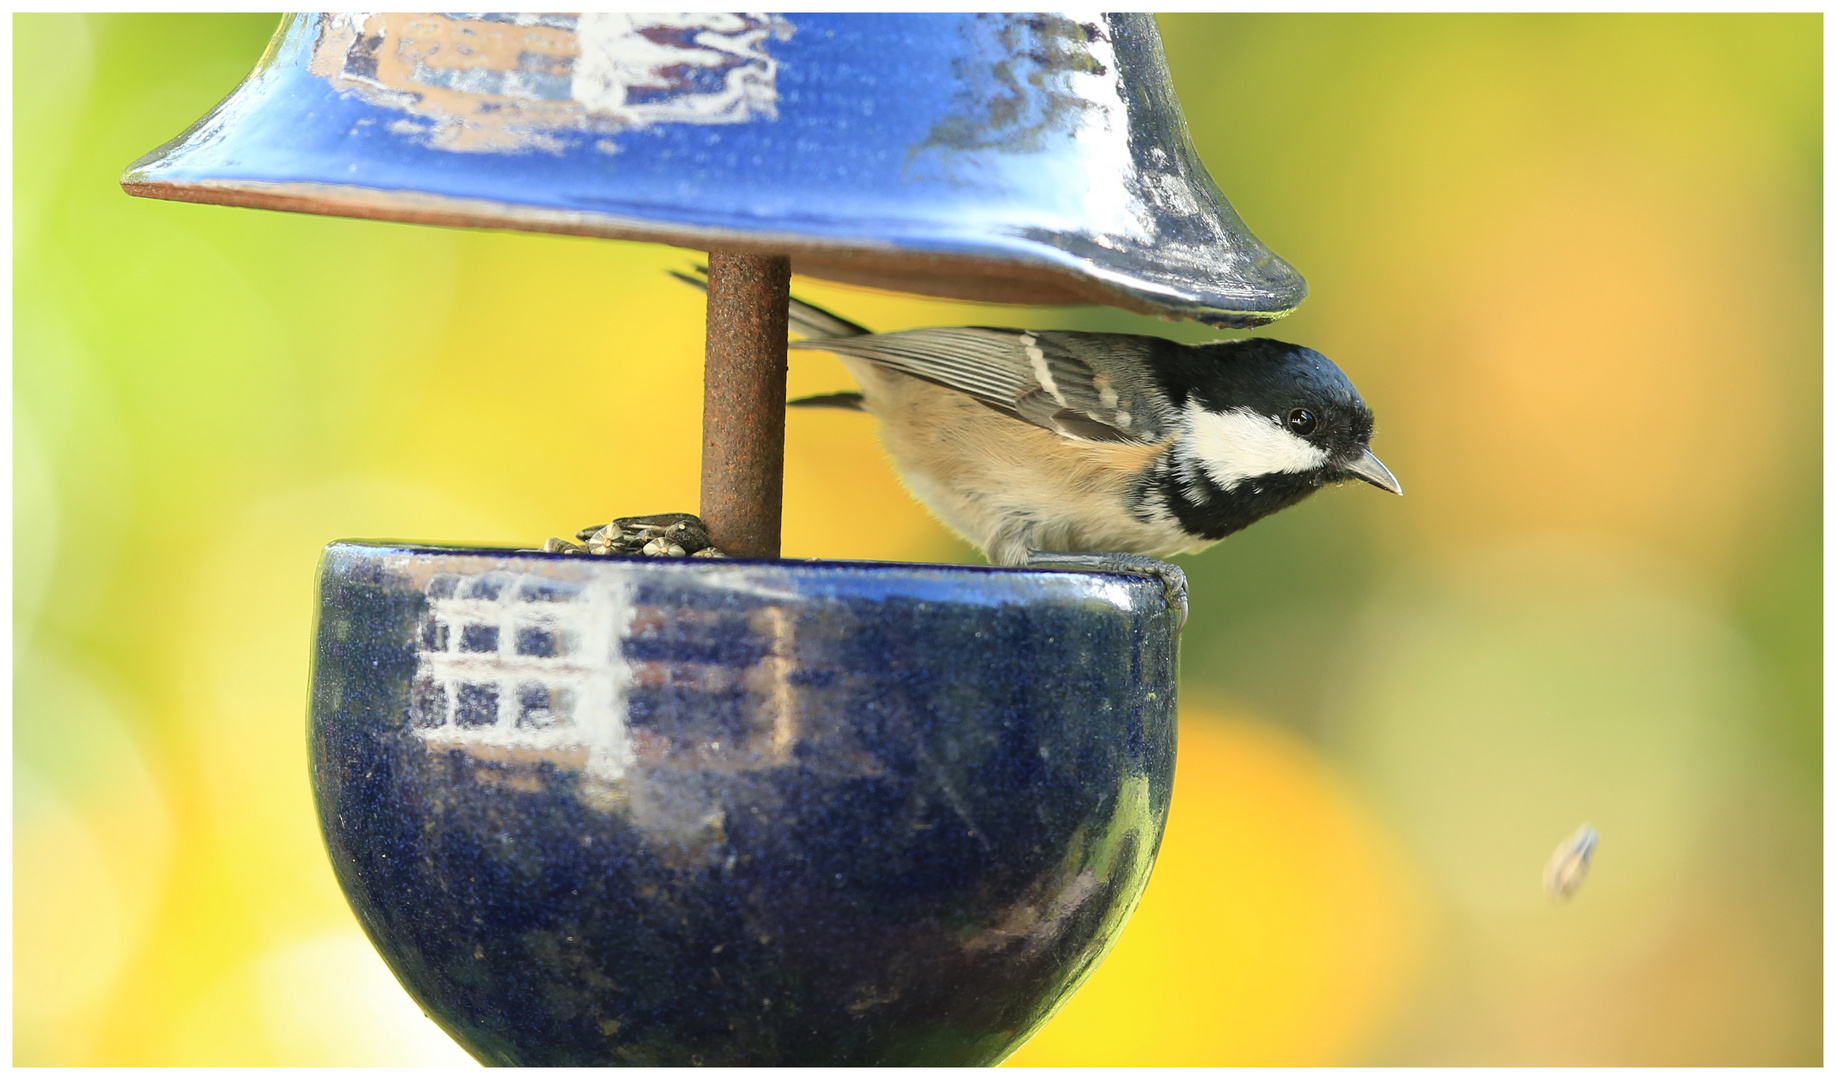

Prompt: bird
[{"left": 673, "top": 271, "right": 1401, "bottom": 622}]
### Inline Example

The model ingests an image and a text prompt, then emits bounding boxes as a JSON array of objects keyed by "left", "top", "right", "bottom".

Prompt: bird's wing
[{"left": 791, "top": 328, "right": 1179, "bottom": 444}]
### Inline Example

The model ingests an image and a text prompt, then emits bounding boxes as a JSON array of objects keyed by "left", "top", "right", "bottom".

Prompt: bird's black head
[{"left": 1148, "top": 338, "right": 1400, "bottom": 541}]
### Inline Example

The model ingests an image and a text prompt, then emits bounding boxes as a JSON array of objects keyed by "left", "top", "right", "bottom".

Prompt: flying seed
[{"left": 1544, "top": 823, "right": 1599, "bottom": 900}]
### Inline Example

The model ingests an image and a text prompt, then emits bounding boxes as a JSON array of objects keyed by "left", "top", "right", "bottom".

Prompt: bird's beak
[{"left": 1341, "top": 447, "right": 1403, "bottom": 495}]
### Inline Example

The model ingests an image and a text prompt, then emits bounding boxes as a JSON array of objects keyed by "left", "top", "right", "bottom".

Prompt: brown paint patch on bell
[{"left": 701, "top": 251, "right": 792, "bottom": 559}]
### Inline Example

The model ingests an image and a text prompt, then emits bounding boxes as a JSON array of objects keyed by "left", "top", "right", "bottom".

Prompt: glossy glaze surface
[
  {"left": 310, "top": 543, "right": 1178, "bottom": 1065},
  {"left": 125, "top": 13, "right": 1304, "bottom": 325}
]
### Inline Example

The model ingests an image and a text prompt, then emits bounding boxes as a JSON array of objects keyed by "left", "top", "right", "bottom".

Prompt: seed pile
[{"left": 542, "top": 513, "right": 726, "bottom": 559}]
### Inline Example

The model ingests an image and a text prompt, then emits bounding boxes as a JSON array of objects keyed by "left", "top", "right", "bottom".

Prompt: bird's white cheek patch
[{"left": 1184, "top": 403, "right": 1328, "bottom": 491}]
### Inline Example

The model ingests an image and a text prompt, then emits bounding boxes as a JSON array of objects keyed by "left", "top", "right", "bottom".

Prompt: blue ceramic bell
[
  {"left": 124, "top": 13, "right": 1260, "bottom": 1067},
  {"left": 124, "top": 13, "right": 1303, "bottom": 326}
]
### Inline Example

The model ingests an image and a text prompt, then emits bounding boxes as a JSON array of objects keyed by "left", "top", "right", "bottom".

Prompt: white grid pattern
[{"left": 412, "top": 571, "right": 634, "bottom": 781}]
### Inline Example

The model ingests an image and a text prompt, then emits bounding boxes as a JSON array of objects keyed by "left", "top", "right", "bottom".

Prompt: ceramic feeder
[{"left": 125, "top": 13, "right": 1304, "bottom": 1066}]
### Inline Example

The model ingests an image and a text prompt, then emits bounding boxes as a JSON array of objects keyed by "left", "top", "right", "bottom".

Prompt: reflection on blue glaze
[
  {"left": 311, "top": 543, "right": 1178, "bottom": 1066},
  {"left": 125, "top": 13, "right": 1305, "bottom": 325}
]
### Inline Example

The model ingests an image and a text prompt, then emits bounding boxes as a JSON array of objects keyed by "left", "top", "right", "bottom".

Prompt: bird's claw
[{"left": 1024, "top": 551, "right": 1188, "bottom": 632}]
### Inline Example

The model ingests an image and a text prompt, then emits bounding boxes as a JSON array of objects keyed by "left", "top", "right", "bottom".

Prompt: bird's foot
[
  {"left": 1023, "top": 551, "right": 1188, "bottom": 632},
  {"left": 540, "top": 513, "right": 727, "bottom": 558}
]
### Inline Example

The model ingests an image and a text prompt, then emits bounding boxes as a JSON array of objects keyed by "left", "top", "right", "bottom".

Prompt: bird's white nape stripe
[
  {"left": 1019, "top": 333, "right": 1061, "bottom": 403},
  {"left": 1184, "top": 403, "right": 1328, "bottom": 491}
]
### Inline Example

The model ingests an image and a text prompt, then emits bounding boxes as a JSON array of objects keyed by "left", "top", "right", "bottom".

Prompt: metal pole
[{"left": 700, "top": 250, "right": 791, "bottom": 559}]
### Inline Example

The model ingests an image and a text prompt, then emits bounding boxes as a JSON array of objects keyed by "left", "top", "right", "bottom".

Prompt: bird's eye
[{"left": 1287, "top": 408, "right": 1317, "bottom": 435}]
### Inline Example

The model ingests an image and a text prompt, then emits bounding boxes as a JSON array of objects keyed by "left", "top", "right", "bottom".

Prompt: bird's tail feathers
[
  {"left": 785, "top": 296, "right": 871, "bottom": 340},
  {"left": 670, "top": 266, "right": 871, "bottom": 340},
  {"left": 786, "top": 391, "right": 866, "bottom": 411}
]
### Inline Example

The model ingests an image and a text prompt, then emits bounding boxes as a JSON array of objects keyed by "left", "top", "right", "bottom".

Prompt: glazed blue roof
[{"left": 124, "top": 13, "right": 1306, "bottom": 326}]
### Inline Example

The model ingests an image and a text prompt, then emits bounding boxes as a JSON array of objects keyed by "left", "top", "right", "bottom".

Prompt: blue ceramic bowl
[{"left": 310, "top": 542, "right": 1177, "bottom": 1066}]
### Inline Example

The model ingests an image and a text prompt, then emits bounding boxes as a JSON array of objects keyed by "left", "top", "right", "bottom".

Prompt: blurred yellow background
[{"left": 14, "top": 13, "right": 1820, "bottom": 1065}]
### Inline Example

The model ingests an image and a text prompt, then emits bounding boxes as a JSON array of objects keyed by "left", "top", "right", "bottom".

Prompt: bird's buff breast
[{"left": 854, "top": 367, "right": 1199, "bottom": 563}]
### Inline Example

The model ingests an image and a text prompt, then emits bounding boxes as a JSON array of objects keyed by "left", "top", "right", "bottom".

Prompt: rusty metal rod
[{"left": 700, "top": 250, "right": 791, "bottom": 559}]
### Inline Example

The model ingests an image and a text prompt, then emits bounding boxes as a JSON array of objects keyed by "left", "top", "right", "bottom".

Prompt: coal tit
[{"left": 675, "top": 272, "right": 1400, "bottom": 618}]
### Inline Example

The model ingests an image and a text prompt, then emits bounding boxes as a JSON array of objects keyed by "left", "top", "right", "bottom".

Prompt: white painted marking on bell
[
  {"left": 1183, "top": 403, "right": 1328, "bottom": 491},
  {"left": 1021, "top": 334, "right": 1061, "bottom": 402},
  {"left": 313, "top": 13, "right": 794, "bottom": 154},
  {"left": 1063, "top": 23, "right": 1144, "bottom": 240},
  {"left": 412, "top": 571, "right": 635, "bottom": 784},
  {"left": 574, "top": 13, "right": 793, "bottom": 127},
  {"left": 1544, "top": 823, "right": 1599, "bottom": 900}
]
